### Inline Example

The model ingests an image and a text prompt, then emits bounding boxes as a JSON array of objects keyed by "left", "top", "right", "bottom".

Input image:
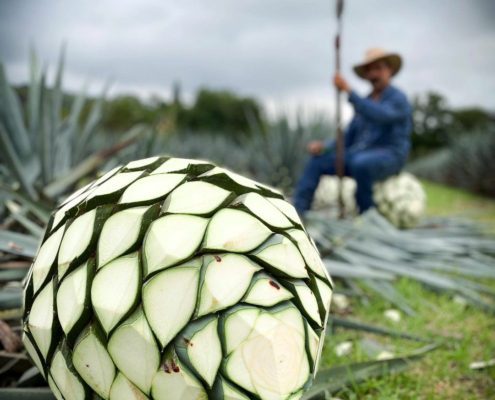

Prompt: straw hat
[{"left": 353, "top": 48, "right": 402, "bottom": 79}]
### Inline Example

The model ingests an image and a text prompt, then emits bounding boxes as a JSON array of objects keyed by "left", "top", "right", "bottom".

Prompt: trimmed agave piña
[
  {"left": 312, "top": 176, "right": 357, "bottom": 214},
  {"left": 373, "top": 172, "right": 426, "bottom": 229},
  {"left": 22, "top": 156, "right": 333, "bottom": 400},
  {"left": 312, "top": 173, "right": 425, "bottom": 228}
]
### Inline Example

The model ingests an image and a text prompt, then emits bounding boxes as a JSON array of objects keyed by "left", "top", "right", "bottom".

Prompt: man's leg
[
  {"left": 293, "top": 152, "right": 336, "bottom": 215},
  {"left": 348, "top": 149, "right": 401, "bottom": 213}
]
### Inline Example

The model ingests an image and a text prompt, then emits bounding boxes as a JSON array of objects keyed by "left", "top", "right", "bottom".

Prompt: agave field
[{"left": 0, "top": 53, "right": 494, "bottom": 399}]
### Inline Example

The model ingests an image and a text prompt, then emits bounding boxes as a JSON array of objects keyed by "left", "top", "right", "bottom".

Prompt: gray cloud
[{"left": 1, "top": 0, "right": 494, "bottom": 119}]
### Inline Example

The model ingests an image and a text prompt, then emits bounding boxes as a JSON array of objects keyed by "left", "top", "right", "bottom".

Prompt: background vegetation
[
  {"left": 322, "top": 182, "right": 495, "bottom": 399},
  {"left": 0, "top": 52, "right": 494, "bottom": 399},
  {"left": 12, "top": 84, "right": 495, "bottom": 198}
]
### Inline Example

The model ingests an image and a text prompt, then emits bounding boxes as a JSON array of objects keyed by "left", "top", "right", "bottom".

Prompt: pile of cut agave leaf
[
  {"left": 304, "top": 209, "right": 495, "bottom": 398},
  {"left": 1, "top": 196, "right": 495, "bottom": 399}
]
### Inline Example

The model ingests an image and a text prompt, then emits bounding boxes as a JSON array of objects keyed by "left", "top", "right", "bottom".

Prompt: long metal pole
[{"left": 334, "top": 0, "right": 345, "bottom": 218}]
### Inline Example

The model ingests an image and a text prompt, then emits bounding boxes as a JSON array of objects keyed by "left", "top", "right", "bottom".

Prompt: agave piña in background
[
  {"left": 373, "top": 173, "right": 426, "bottom": 229},
  {"left": 22, "top": 156, "right": 333, "bottom": 400},
  {"left": 311, "top": 173, "right": 425, "bottom": 228},
  {"left": 312, "top": 176, "right": 357, "bottom": 215}
]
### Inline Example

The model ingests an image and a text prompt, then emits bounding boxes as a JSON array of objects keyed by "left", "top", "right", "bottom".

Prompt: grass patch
[
  {"left": 421, "top": 180, "right": 495, "bottom": 226},
  {"left": 321, "top": 279, "right": 495, "bottom": 399},
  {"left": 319, "top": 182, "right": 495, "bottom": 399}
]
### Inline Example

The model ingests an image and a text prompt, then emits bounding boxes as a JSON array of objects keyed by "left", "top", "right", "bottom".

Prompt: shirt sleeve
[{"left": 348, "top": 90, "right": 410, "bottom": 124}]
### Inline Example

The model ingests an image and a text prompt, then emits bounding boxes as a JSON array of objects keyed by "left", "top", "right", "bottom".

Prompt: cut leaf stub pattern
[{"left": 22, "top": 156, "right": 333, "bottom": 400}]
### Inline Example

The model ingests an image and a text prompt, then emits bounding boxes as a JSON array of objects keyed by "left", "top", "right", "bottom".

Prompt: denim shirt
[{"left": 325, "top": 85, "right": 413, "bottom": 165}]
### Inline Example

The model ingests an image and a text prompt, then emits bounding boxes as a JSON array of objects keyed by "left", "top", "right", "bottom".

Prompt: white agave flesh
[
  {"left": 47, "top": 375, "right": 64, "bottom": 400},
  {"left": 251, "top": 235, "right": 308, "bottom": 279},
  {"left": 110, "top": 373, "right": 149, "bottom": 400},
  {"left": 72, "top": 327, "right": 116, "bottom": 398},
  {"left": 224, "top": 306, "right": 309, "bottom": 399},
  {"left": 31, "top": 226, "right": 64, "bottom": 294},
  {"left": 151, "top": 361, "right": 207, "bottom": 400},
  {"left": 27, "top": 280, "right": 54, "bottom": 358},
  {"left": 125, "top": 156, "right": 160, "bottom": 170},
  {"left": 91, "top": 253, "right": 141, "bottom": 334},
  {"left": 50, "top": 348, "right": 86, "bottom": 400},
  {"left": 199, "top": 167, "right": 259, "bottom": 190},
  {"left": 22, "top": 156, "right": 332, "bottom": 400},
  {"left": 86, "top": 171, "right": 143, "bottom": 201},
  {"left": 162, "top": 181, "right": 231, "bottom": 215},
  {"left": 220, "top": 378, "right": 251, "bottom": 400},
  {"left": 58, "top": 209, "right": 96, "bottom": 279},
  {"left": 143, "top": 261, "right": 201, "bottom": 348},
  {"left": 197, "top": 254, "right": 260, "bottom": 316},
  {"left": 233, "top": 192, "right": 292, "bottom": 229},
  {"left": 98, "top": 206, "right": 150, "bottom": 268},
  {"left": 108, "top": 308, "right": 160, "bottom": 394},
  {"left": 373, "top": 173, "right": 426, "bottom": 229},
  {"left": 144, "top": 214, "right": 208, "bottom": 276},
  {"left": 187, "top": 318, "right": 222, "bottom": 387},
  {"left": 57, "top": 261, "right": 90, "bottom": 335},
  {"left": 204, "top": 208, "right": 272, "bottom": 252},
  {"left": 242, "top": 275, "right": 293, "bottom": 307},
  {"left": 22, "top": 332, "right": 46, "bottom": 378},
  {"left": 151, "top": 157, "right": 209, "bottom": 174},
  {"left": 119, "top": 173, "right": 185, "bottom": 204},
  {"left": 266, "top": 197, "right": 302, "bottom": 225}
]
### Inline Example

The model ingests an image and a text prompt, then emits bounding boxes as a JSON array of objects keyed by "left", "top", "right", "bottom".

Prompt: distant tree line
[
  {"left": 15, "top": 85, "right": 493, "bottom": 154},
  {"left": 15, "top": 84, "right": 265, "bottom": 137},
  {"left": 411, "top": 92, "right": 494, "bottom": 158},
  {"left": 101, "top": 86, "right": 265, "bottom": 136},
  {"left": 409, "top": 92, "right": 495, "bottom": 197}
]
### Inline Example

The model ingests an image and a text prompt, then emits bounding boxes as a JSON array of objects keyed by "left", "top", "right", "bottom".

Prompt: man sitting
[{"left": 293, "top": 48, "right": 413, "bottom": 215}]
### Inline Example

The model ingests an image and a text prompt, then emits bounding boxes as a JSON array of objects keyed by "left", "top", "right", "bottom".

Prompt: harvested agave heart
[
  {"left": 373, "top": 172, "right": 426, "bottom": 229},
  {"left": 22, "top": 156, "right": 333, "bottom": 400}
]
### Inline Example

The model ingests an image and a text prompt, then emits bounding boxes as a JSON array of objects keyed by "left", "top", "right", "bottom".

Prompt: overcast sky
[{"left": 1, "top": 0, "right": 494, "bottom": 120}]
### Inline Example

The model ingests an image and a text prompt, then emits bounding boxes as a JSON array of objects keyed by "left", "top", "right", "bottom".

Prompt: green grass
[
  {"left": 319, "top": 181, "right": 495, "bottom": 399},
  {"left": 422, "top": 180, "right": 495, "bottom": 227}
]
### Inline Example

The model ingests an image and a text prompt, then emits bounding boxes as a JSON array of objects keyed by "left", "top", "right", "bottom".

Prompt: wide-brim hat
[{"left": 353, "top": 48, "right": 402, "bottom": 79}]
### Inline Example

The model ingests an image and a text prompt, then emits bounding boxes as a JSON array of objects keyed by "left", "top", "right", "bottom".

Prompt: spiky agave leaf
[
  {"left": 0, "top": 48, "right": 145, "bottom": 259},
  {"left": 305, "top": 208, "right": 495, "bottom": 314},
  {"left": 22, "top": 156, "right": 334, "bottom": 400}
]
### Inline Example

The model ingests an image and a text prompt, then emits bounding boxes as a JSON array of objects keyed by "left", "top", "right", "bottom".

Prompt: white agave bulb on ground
[
  {"left": 313, "top": 173, "right": 425, "bottom": 228},
  {"left": 373, "top": 172, "right": 426, "bottom": 229},
  {"left": 22, "top": 156, "right": 333, "bottom": 400},
  {"left": 312, "top": 176, "right": 357, "bottom": 214}
]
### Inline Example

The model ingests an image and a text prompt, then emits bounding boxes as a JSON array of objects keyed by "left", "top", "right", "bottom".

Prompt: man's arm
[{"left": 348, "top": 90, "right": 410, "bottom": 124}]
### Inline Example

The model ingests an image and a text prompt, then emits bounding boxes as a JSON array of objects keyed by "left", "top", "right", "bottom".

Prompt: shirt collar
[{"left": 367, "top": 84, "right": 395, "bottom": 102}]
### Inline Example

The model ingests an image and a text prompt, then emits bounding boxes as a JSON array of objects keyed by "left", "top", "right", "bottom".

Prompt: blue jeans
[{"left": 293, "top": 148, "right": 401, "bottom": 215}]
